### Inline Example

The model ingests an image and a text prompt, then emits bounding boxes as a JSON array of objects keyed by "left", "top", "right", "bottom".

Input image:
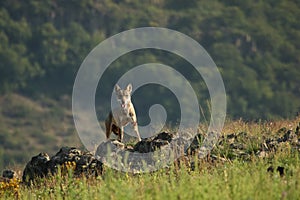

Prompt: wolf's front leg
[
  {"left": 119, "top": 126, "right": 124, "bottom": 142},
  {"left": 133, "top": 123, "right": 141, "bottom": 141}
]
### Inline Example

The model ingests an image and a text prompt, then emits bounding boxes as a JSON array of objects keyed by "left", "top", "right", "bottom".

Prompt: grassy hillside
[{"left": 0, "top": 94, "right": 82, "bottom": 169}]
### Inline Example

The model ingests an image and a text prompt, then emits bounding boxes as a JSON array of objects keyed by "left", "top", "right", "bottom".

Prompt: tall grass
[{"left": 11, "top": 153, "right": 299, "bottom": 200}]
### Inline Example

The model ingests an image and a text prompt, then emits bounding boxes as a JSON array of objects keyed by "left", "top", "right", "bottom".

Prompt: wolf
[{"left": 105, "top": 84, "right": 141, "bottom": 142}]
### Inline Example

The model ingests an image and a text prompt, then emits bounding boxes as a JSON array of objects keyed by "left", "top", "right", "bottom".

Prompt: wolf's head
[{"left": 114, "top": 84, "right": 132, "bottom": 108}]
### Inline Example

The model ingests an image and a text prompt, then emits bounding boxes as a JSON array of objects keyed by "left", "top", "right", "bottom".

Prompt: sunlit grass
[{"left": 11, "top": 154, "right": 300, "bottom": 200}]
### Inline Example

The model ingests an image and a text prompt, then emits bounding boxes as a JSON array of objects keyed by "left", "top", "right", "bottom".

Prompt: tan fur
[{"left": 105, "top": 84, "right": 141, "bottom": 142}]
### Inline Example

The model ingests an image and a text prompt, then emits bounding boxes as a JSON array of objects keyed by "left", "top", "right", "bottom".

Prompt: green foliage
[
  {"left": 0, "top": 0, "right": 299, "bottom": 119},
  {"left": 0, "top": 8, "right": 42, "bottom": 93}
]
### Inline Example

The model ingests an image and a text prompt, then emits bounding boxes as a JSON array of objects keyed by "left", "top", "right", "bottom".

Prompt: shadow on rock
[{"left": 133, "top": 132, "right": 173, "bottom": 153}]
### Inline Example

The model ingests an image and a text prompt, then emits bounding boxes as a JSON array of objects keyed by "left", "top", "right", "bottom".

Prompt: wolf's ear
[
  {"left": 126, "top": 83, "right": 132, "bottom": 93},
  {"left": 115, "top": 84, "right": 121, "bottom": 93}
]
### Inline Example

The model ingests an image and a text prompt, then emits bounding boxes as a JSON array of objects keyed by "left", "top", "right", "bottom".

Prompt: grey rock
[
  {"left": 22, "top": 147, "right": 103, "bottom": 185},
  {"left": 22, "top": 152, "right": 50, "bottom": 184},
  {"left": 133, "top": 132, "right": 173, "bottom": 153}
]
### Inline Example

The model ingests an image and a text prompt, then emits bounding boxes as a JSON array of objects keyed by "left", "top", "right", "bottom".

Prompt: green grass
[
  {"left": 4, "top": 153, "right": 297, "bottom": 200},
  {"left": 2, "top": 145, "right": 300, "bottom": 199}
]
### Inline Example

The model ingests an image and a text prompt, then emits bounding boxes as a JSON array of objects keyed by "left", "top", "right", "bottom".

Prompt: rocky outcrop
[
  {"left": 22, "top": 147, "right": 103, "bottom": 185},
  {"left": 95, "top": 131, "right": 200, "bottom": 173},
  {"left": 96, "top": 122, "right": 300, "bottom": 172}
]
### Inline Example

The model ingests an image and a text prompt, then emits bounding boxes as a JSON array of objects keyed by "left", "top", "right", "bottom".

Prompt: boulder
[
  {"left": 22, "top": 152, "right": 50, "bottom": 184},
  {"left": 22, "top": 147, "right": 103, "bottom": 185}
]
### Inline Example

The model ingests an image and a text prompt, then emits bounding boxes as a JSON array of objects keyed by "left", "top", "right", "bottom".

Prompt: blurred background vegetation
[{"left": 0, "top": 0, "right": 299, "bottom": 167}]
